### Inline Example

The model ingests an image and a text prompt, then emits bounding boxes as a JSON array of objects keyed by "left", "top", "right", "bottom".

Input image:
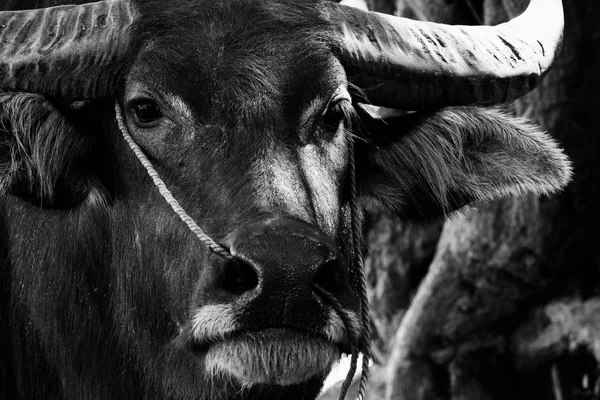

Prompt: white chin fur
[{"left": 205, "top": 329, "right": 340, "bottom": 386}]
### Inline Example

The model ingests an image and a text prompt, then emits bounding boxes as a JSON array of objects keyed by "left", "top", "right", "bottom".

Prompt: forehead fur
[{"left": 130, "top": 0, "right": 342, "bottom": 132}]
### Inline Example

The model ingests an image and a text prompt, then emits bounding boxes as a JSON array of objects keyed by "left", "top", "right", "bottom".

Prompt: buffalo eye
[
  {"left": 130, "top": 99, "right": 163, "bottom": 128},
  {"left": 322, "top": 101, "right": 347, "bottom": 132}
]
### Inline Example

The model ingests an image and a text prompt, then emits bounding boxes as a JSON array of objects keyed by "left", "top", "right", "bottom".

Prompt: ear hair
[
  {"left": 1, "top": 93, "right": 73, "bottom": 197},
  {"left": 0, "top": 92, "right": 104, "bottom": 207},
  {"left": 356, "top": 106, "right": 572, "bottom": 221}
]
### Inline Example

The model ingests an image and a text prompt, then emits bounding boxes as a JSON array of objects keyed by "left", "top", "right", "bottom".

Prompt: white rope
[{"left": 114, "top": 103, "right": 234, "bottom": 261}]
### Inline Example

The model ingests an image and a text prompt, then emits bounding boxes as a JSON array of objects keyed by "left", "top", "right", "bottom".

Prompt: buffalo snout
[{"left": 186, "top": 217, "right": 360, "bottom": 385}]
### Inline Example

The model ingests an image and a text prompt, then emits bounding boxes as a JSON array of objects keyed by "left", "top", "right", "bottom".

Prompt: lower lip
[{"left": 203, "top": 328, "right": 342, "bottom": 386}]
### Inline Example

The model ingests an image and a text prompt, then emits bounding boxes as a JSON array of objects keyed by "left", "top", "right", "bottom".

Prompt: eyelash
[
  {"left": 322, "top": 100, "right": 350, "bottom": 131},
  {"left": 129, "top": 98, "right": 163, "bottom": 128}
]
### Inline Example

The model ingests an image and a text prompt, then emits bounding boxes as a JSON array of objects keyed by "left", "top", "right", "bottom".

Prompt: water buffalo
[{"left": 0, "top": 0, "right": 570, "bottom": 399}]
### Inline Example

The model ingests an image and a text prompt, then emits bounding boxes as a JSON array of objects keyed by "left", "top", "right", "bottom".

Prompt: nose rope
[
  {"left": 343, "top": 134, "right": 371, "bottom": 400},
  {"left": 115, "top": 103, "right": 234, "bottom": 261},
  {"left": 114, "top": 102, "right": 371, "bottom": 399}
]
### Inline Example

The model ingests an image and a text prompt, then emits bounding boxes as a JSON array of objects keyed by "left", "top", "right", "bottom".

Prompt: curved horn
[
  {"left": 323, "top": 0, "right": 563, "bottom": 108},
  {"left": 0, "top": 0, "right": 136, "bottom": 100}
]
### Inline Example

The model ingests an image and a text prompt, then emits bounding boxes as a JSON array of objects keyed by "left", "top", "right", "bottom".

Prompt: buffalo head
[{"left": 0, "top": 0, "right": 569, "bottom": 399}]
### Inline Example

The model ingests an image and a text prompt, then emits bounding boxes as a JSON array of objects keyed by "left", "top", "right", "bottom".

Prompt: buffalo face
[{"left": 114, "top": 6, "right": 363, "bottom": 388}]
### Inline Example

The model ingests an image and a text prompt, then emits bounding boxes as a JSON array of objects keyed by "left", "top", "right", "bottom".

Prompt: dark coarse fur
[
  {"left": 130, "top": 0, "right": 339, "bottom": 131},
  {"left": 0, "top": 0, "right": 572, "bottom": 399},
  {"left": 0, "top": 98, "right": 327, "bottom": 400},
  {"left": 0, "top": 96, "right": 570, "bottom": 400},
  {"left": 0, "top": 1, "right": 347, "bottom": 399}
]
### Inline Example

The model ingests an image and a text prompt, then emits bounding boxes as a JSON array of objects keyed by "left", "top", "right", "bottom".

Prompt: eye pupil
[
  {"left": 322, "top": 104, "right": 345, "bottom": 130},
  {"left": 133, "top": 101, "right": 162, "bottom": 125}
]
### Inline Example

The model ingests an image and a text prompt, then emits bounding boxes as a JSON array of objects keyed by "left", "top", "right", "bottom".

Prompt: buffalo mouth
[{"left": 199, "top": 328, "right": 341, "bottom": 386}]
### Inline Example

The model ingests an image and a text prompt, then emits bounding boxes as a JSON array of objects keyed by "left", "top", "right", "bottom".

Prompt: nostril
[
  {"left": 222, "top": 259, "right": 259, "bottom": 295},
  {"left": 313, "top": 259, "right": 345, "bottom": 296}
]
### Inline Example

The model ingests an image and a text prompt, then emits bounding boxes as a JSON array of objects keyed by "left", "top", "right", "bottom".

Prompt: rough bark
[
  {"left": 512, "top": 298, "right": 600, "bottom": 370},
  {"left": 366, "top": 212, "right": 443, "bottom": 354}
]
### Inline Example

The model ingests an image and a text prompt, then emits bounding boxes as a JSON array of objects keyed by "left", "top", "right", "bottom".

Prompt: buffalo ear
[
  {"left": 0, "top": 93, "right": 107, "bottom": 208},
  {"left": 355, "top": 105, "right": 572, "bottom": 221}
]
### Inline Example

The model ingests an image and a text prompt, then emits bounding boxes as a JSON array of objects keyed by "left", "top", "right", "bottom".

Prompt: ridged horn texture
[
  {"left": 323, "top": 0, "right": 564, "bottom": 108},
  {"left": 0, "top": 0, "right": 137, "bottom": 100}
]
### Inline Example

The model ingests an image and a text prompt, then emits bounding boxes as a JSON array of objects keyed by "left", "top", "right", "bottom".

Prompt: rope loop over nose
[
  {"left": 114, "top": 101, "right": 371, "bottom": 399},
  {"left": 115, "top": 102, "right": 234, "bottom": 261}
]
